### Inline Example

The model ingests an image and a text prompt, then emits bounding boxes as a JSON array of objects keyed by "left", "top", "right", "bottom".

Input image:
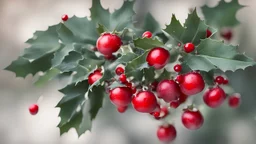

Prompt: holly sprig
[{"left": 5, "top": 0, "right": 253, "bottom": 140}]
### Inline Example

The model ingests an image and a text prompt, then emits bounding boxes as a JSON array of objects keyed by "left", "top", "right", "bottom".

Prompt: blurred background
[{"left": 1, "top": 0, "right": 256, "bottom": 144}]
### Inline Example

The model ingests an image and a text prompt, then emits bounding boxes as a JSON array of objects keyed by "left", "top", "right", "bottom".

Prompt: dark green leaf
[
  {"left": 108, "top": 81, "right": 125, "bottom": 89},
  {"left": 134, "top": 38, "right": 164, "bottom": 50},
  {"left": 143, "top": 13, "right": 161, "bottom": 35},
  {"left": 125, "top": 52, "right": 149, "bottom": 77},
  {"left": 144, "top": 67, "right": 155, "bottom": 83},
  {"left": 156, "top": 69, "right": 171, "bottom": 81},
  {"left": 34, "top": 68, "right": 60, "bottom": 87},
  {"left": 200, "top": 71, "right": 214, "bottom": 85}
]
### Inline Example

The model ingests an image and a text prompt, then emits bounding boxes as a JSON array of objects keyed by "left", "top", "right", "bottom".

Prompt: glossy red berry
[
  {"left": 157, "top": 125, "right": 177, "bottom": 142},
  {"left": 115, "top": 66, "right": 124, "bottom": 75},
  {"left": 206, "top": 29, "right": 212, "bottom": 38},
  {"left": 182, "top": 110, "right": 204, "bottom": 130},
  {"left": 223, "top": 79, "right": 229, "bottom": 85},
  {"left": 215, "top": 76, "right": 224, "bottom": 85},
  {"left": 126, "top": 82, "right": 132, "bottom": 88},
  {"left": 228, "top": 94, "right": 241, "bottom": 108},
  {"left": 88, "top": 70, "right": 103, "bottom": 85},
  {"left": 170, "top": 101, "right": 180, "bottom": 109},
  {"left": 203, "top": 86, "right": 226, "bottom": 108},
  {"left": 29, "top": 104, "right": 39, "bottom": 115},
  {"left": 117, "top": 106, "right": 128, "bottom": 113},
  {"left": 184, "top": 43, "right": 195, "bottom": 53},
  {"left": 62, "top": 14, "right": 69, "bottom": 21},
  {"left": 142, "top": 31, "right": 152, "bottom": 38},
  {"left": 150, "top": 81, "right": 159, "bottom": 91},
  {"left": 221, "top": 29, "right": 233, "bottom": 41},
  {"left": 96, "top": 33, "right": 122, "bottom": 56},
  {"left": 175, "top": 75, "right": 183, "bottom": 84},
  {"left": 157, "top": 80, "right": 181, "bottom": 102},
  {"left": 131, "top": 87, "right": 137, "bottom": 94},
  {"left": 119, "top": 74, "right": 127, "bottom": 83},
  {"left": 174, "top": 64, "right": 182, "bottom": 72},
  {"left": 110, "top": 87, "right": 133, "bottom": 107},
  {"left": 146, "top": 47, "right": 170, "bottom": 69},
  {"left": 132, "top": 91, "right": 157, "bottom": 113},
  {"left": 179, "top": 92, "right": 188, "bottom": 103},
  {"left": 179, "top": 72, "right": 205, "bottom": 96}
]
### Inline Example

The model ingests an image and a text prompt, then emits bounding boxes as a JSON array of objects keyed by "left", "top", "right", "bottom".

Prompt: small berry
[
  {"left": 157, "top": 80, "right": 181, "bottom": 102},
  {"left": 117, "top": 106, "right": 128, "bottom": 113},
  {"left": 182, "top": 109, "right": 204, "bottom": 130},
  {"left": 142, "top": 31, "right": 152, "bottom": 38},
  {"left": 131, "top": 87, "right": 137, "bottom": 94},
  {"left": 228, "top": 94, "right": 241, "bottom": 108},
  {"left": 62, "top": 14, "right": 69, "bottom": 21},
  {"left": 179, "top": 93, "right": 188, "bottom": 104},
  {"left": 29, "top": 104, "right": 39, "bottom": 115},
  {"left": 223, "top": 79, "right": 229, "bottom": 85},
  {"left": 126, "top": 82, "right": 132, "bottom": 88},
  {"left": 119, "top": 74, "right": 127, "bottom": 84},
  {"left": 150, "top": 81, "right": 159, "bottom": 91},
  {"left": 109, "top": 87, "right": 133, "bottom": 107},
  {"left": 174, "top": 64, "right": 182, "bottom": 72},
  {"left": 184, "top": 43, "right": 195, "bottom": 53},
  {"left": 178, "top": 43, "right": 181, "bottom": 47},
  {"left": 146, "top": 47, "right": 170, "bottom": 69},
  {"left": 160, "top": 106, "right": 169, "bottom": 118},
  {"left": 170, "top": 101, "right": 180, "bottom": 109},
  {"left": 175, "top": 75, "right": 183, "bottom": 84},
  {"left": 96, "top": 33, "right": 122, "bottom": 56},
  {"left": 221, "top": 29, "right": 233, "bottom": 41},
  {"left": 132, "top": 91, "right": 157, "bottom": 113},
  {"left": 157, "top": 125, "right": 177, "bottom": 142},
  {"left": 179, "top": 72, "right": 205, "bottom": 96},
  {"left": 206, "top": 29, "right": 212, "bottom": 38},
  {"left": 215, "top": 76, "right": 224, "bottom": 85},
  {"left": 88, "top": 69, "right": 103, "bottom": 85},
  {"left": 115, "top": 67, "right": 124, "bottom": 75},
  {"left": 203, "top": 86, "right": 226, "bottom": 108},
  {"left": 153, "top": 111, "right": 160, "bottom": 118}
]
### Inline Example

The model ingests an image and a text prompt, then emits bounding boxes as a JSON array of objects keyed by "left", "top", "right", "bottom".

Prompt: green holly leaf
[
  {"left": 97, "top": 23, "right": 108, "bottom": 34},
  {"left": 200, "top": 71, "right": 214, "bottom": 85},
  {"left": 201, "top": 0, "right": 244, "bottom": 28},
  {"left": 57, "top": 51, "right": 83, "bottom": 72},
  {"left": 163, "top": 9, "right": 216, "bottom": 45},
  {"left": 156, "top": 69, "right": 171, "bottom": 81},
  {"left": 90, "top": 0, "right": 135, "bottom": 31},
  {"left": 5, "top": 53, "right": 54, "bottom": 78},
  {"left": 143, "top": 13, "right": 162, "bottom": 35},
  {"left": 183, "top": 39, "right": 256, "bottom": 72},
  {"left": 134, "top": 38, "right": 164, "bottom": 51},
  {"left": 34, "top": 68, "right": 60, "bottom": 87},
  {"left": 144, "top": 67, "right": 155, "bottom": 83},
  {"left": 108, "top": 81, "right": 125, "bottom": 89}
]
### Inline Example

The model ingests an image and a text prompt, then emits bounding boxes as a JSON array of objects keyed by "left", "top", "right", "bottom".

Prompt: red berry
[
  {"left": 109, "top": 87, "right": 133, "bottom": 107},
  {"left": 157, "top": 125, "right": 177, "bottom": 142},
  {"left": 179, "top": 72, "right": 205, "bottom": 96},
  {"left": 206, "top": 29, "right": 212, "bottom": 38},
  {"left": 182, "top": 110, "right": 204, "bottom": 130},
  {"left": 62, "top": 14, "right": 69, "bottom": 21},
  {"left": 132, "top": 91, "right": 157, "bottom": 113},
  {"left": 223, "top": 79, "right": 229, "bottom": 85},
  {"left": 179, "top": 93, "right": 188, "bottom": 103},
  {"left": 183, "top": 43, "right": 195, "bottom": 53},
  {"left": 178, "top": 43, "right": 181, "bottom": 47},
  {"left": 170, "top": 101, "right": 180, "bottom": 109},
  {"left": 175, "top": 75, "right": 183, "bottom": 84},
  {"left": 115, "top": 66, "right": 124, "bottom": 75},
  {"left": 126, "top": 82, "right": 132, "bottom": 88},
  {"left": 29, "top": 104, "right": 39, "bottom": 115},
  {"left": 228, "top": 94, "right": 241, "bottom": 108},
  {"left": 117, "top": 106, "right": 128, "bottom": 113},
  {"left": 104, "top": 54, "right": 116, "bottom": 60},
  {"left": 215, "top": 76, "right": 224, "bottom": 85},
  {"left": 88, "top": 70, "right": 103, "bottom": 85},
  {"left": 203, "top": 86, "right": 226, "bottom": 108},
  {"left": 96, "top": 33, "right": 122, "bottom": 56},
  {"left": 160, "top": 106, "right": 169, "bottom": 118},
  {"left": 142, "top": 31, "right": 152, "bottom": 38},
  {"left": 146, "top": 47, "right": 170, "bottom": 69},
  {"left": 150, "top": 81, "right": 159, "bottom": 91},
  {"left": 174, "top": 64, "right": 182, "bottom": 72},
  {"left": 131, "top": 87, "right": 137, "bottom": 94},
  {"left": 119, "top": 74, "right": 127, "bottom": 84},
  {"left": 157, "top": 80, "right": 181, "bottom": 102},
  {"left": 221, "top": 29, "right": 233, "bottom": 41}
]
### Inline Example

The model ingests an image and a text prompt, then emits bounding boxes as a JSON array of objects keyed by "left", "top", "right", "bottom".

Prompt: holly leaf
[
  {"left": 183, "top": 39, "right": 256, "bottom": 72},
  {"left": 163, "top": 9, "right": 216, "bottom": 45},
  {"left": 156, "top": 69, "right": 171, "bottom": 81},
  {"left": 201, "top": 0, "right": 244, "bottom": 28},
  {"left": 143, "top": 13, "right": 161, "bottom": 35},
  {"left": 109, "top": 81, "right": 125, "bottom": 89},
  {"left": 134, "top": 38, "right": 164, "bottom": 51},
  {"left": 90, "top": 0, "right": 135, "bottom": 31},
  {"left": 200, "top": 71, "right": 214, "bottom": 85},
  {"left": 57, "top": 51, "right": 83, "bottom": 72},
  {"left": 5, "top": 53, "right": 54, "bottom": 78},
  {"left": 143, "top": 67, "right": 155, "bottom": 83},
  {"left": 34, "top": 68, "right": 60, "bottom": 87}
]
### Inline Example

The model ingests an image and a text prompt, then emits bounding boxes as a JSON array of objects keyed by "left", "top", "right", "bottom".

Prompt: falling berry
[
  {"left": 157, "top": 125, "right": 177, "bottom": 142},
  {"left": 179, "top": 92, "right": 188, "bottom": 104},
  {"left": 96, "top": 33, "right": 122, "bottom": 56},
  {"left": 62, "top": 14, "right": 69, "bottom": 21},
  {"left": 115, "top": 66, "right": 124, "bottom": 75},
  {"left": 203, "top": 86, "right": 226, "bottom": 108},
  {"left": 215, "top": 76, "right": 224, "bottom": 85},
  {"left": 170, "top": 101, "right": 180, "bottom": 109},
  {"left": 223, "top": 79, "right": 229, "bottom": 85},
  {"left": 221, "top": 29, "right": 233, "bottom": 41},
  {"left": 228, "top": 94, "right": 241, "bottom": 108},
  {"left": 109, "top": 87, "right": 133, "bottom": 107},
  {"left": 119, "top": 74, "right": 127, "bottom": 84},
  {"left": 117, "top": 106, "right": 128, "bottom": 113},
  {"left": 183, "top": 43, "right": 195, "bottom": 53},
  {"left": 179, "top": 72, "right": 205, "bottom": 96},
  {"left": 182, "top": 109, "right": 204, "bottom": 130},
  {"left": 206, "top": 29, "right": 212, "bottom": 38},
  {"left": 132, "top": 91, "right": 157, "bottom": 113},
  {"left": 142, "top": 31, "right": 153, "bottom": 38},
  {"left": 157, "top": 80, "right": 181, "bottom": 102},
  {"left": 174, "top": 64, "right": 182, "bottom": 72},
  {"left": 88, "top": 69, "right": 103, "bottom": 85},
  {"left": 29, "top": 104, "right": 39, "bottom": 115},
  {"left": 146, "top": 47, "right": 170, "bottom": 69}
]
